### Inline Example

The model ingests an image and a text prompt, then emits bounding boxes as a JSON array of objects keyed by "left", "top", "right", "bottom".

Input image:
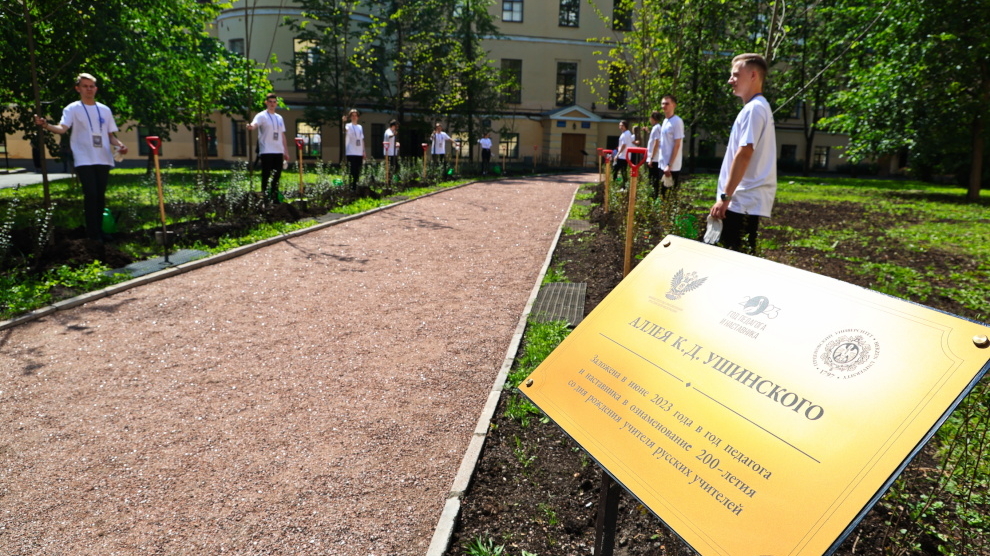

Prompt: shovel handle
[
  {"left": 145, "top": 136, "right": 161, "bottom": 155},
  {"left": 295, "top": 137, "right": 305, "bottom": 150},
  {"left": 627, "top": 147, "right": 648, "bottom": 177}
]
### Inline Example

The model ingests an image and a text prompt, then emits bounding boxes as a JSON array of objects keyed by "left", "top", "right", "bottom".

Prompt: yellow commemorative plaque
[{"left": 521, "top": 235, "right": 990, "bottom": 556}]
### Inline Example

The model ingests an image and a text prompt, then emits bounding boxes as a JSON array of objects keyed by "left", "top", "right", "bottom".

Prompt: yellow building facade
[{"left": 3, "top": 0, "right": 852, "bottom": 173}]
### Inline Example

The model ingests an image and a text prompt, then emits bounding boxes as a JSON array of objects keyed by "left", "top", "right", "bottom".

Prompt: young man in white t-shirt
[
  {"left": 659, "top": 94, "right": 685, "bottom": 201},
  {"left": 478, "top": 132, "right": 493, "bottom": 175},
  {"left": 383, "top": 119, "right": 399, "bottom": 178},
  {"left": 709, "top": 53, "right": 777, "bottom": 253},
  {"left": 247, "top": 93, "right": 289, "bottom": 202},
  {"left": 431, "top": 123, "right": 451, "bottom": 171},
  {"left": 647, "top": 111, "right": 663, "bottom": 198},
  {"left": 34, "top": 73, "right": 128, "bottom": 243},
  {"left": 343, "top": 109, "right": 366, "bottom": 190},
  {"left": 611, "top": 120, "right": 633, "bottom": 184}
]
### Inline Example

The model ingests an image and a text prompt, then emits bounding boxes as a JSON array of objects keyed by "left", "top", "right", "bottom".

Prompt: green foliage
[
  {"left": 465, "top": 536, "right": 505, "bottom": 556},
  {"left": 0, "top": 166, "right": 477, "bottom": 321},
  {"left": 541, "top": 264, "right": 568, "bottom": 285},
  {"left": 821, "top": 0, "right": 990, "bottom": 201},
  {"left": 511, "top": 435, "right": 537, "bottom": 469},
  {"left": 508, "top": 320, "right": 571, "bottom": 389},
  {"left": 537, "top": 503, "right": 559, "bottom": 527},
  {"left": 0, "top": 262, "right": 128, "bottom": 320},
  {"left": 504, "top": 394, "right": 545, "bottom": 429}
]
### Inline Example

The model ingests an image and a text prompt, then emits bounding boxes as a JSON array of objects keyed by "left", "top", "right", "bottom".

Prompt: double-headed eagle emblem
[{"left": 665, "top": 269, "right": 707, "bottom": 300}]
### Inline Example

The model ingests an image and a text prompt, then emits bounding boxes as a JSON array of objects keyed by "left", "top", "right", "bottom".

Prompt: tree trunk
[
  {"left": 24, "top": 2, "right": 51, "bottom": 208},
  {"left": 967, "top": 60, "right": 989, "bottom": 202}
]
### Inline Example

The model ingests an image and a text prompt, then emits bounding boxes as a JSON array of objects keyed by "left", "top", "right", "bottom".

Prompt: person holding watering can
[{"left": 35, "top": 72, "right": 128, "bottom": 244}]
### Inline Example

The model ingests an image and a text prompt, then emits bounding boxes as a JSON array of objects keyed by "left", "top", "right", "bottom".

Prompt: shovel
[
  {"left": 602, "top": 149, "right": 613, "bottom": 214},
  {"left": 145, "top": 136, "right": 171, "bottom": 264},
  {"left": 383, "top": 141, "right": 391, "bottom": 186},
  {"left": 623, "top": 147, "right": 648, "bottom": 277},
  {"left": 295, "top": 137, "right": 306, "bottom": 197}
]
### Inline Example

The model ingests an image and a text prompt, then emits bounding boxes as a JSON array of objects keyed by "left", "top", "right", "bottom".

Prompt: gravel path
[{"left": 0, "top": 175, "right": 588, "bottom": 555}]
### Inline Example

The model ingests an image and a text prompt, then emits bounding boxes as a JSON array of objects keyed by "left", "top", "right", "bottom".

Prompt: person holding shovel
[
  {"left": 247, "top": 93, "right": 289, "bottom": 203},
  {"left": 708, "top": 53, "right": 777, "bottom": 254},
  {"left": 34, "top": 72, "right": 128, "bottom": 245}
]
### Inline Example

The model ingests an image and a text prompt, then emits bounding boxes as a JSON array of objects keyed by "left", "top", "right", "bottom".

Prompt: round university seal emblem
[{"left": 813, "top": 329, "right": 880, "bottom": 379}]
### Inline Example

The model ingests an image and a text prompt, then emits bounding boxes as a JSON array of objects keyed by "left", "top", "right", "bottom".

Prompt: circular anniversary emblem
[{"left": 813, "top": 329, "right": 880, "bottom": 379}]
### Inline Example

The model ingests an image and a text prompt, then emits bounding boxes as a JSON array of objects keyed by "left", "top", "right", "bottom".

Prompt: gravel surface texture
[{"left": 0, "top": 175, "right": 587, "bottom": 555}]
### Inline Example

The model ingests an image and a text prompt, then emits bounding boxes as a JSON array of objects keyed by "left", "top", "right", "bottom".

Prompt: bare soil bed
[
  {"left": 0, "top": 175, "right": 585, "bottom": 555},
  {"left": 445, "top": 182, "right": 982, "bottom": 556}
]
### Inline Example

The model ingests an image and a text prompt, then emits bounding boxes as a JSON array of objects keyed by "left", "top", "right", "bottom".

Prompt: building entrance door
[{"left": 561, "top": 133, "right": 586, "bottom": 167}]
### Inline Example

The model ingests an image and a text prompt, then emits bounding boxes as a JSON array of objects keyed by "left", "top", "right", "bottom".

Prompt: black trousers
[
  {"left": 661, "top": 170, "right": 681, "bottom": 200},
  {"left": 649, "top": 162, "right": 661, "bottom": 198},
  {"left": 259, "top": 153, "right": 283, "bottom": 200},
  {"left": 720, "top": 209, "right": 761, "bottom": 254},
  {"left": 347, "top": 155, "right": 363, "bottom": 189},
  {"left": 76, "top": 164, "right": 111, "bottom": 241},
  {"left": 481, "top": 149, "right": 491, "bottom": 174},
  {"left": 611, "top": 158, "right": 628, "bottom": 184}
]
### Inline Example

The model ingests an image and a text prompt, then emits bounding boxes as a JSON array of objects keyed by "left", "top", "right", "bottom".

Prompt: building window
[
  {"left": 193, "top": 126, "right": 217, "bottom": 157},
  {"left": 556, "top": 62, "right": 577, "bottom": 106},
  {"left": 228, "top": 38, "right": 245, "bottom": 56},
  {"left": 499, "top": 132, "right": 519, "bottom": 159},
  {"left": 137, "top": 126, "right": 161, "bottom": 157},
  {"left": 612, "top": 0, "right": 632, "bottom": 31},
  {"left": 780, "top": 144, "right": 797, "bottom": 162},
  {"left": 294, "top": 39, "right": 320, "bottom": 92},
  {"left": 502, "top": 0, "right": 522, "bottom": 22},
  {"left": 232, "top": 120, "right": 247, "bottom": 157},
  {"left": 296, "top": 121, "right": 322, "bottom": 159},
  {"left": 559, "top": 0, "right": 579, "bottom": 27},
  {"left": 790, "top": 100, "right": 804, "bottom": 120},
  {"left": 608, "top": 64, "right": 627, "bottom": 110},
  {"left": 814, "top": 146, "right": 830, "bottom": 169},
  {"left": 501, "top": 59, "right": 522, "bottom": 104}
]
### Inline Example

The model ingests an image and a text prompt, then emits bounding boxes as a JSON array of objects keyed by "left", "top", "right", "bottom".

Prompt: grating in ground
[{"left": 531, "top": 282, "right": 587, "bottom": 327}]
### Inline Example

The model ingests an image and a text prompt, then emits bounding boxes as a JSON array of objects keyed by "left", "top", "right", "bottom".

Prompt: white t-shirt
[
  {"left": 647, "top": 123, "right": 662, "bottom": 164},
  {"left": 345, "top": 122, "right": 365, "bottom": 157},
  {"left": 717, "top": 95, "right": 777, "bottom": 217},
  {"left": 479, "top": 137, "right": 492, "bottom": 150},
  {"left": 251, "top": 110, "right": 286, "bottom": 155},
  {"left": 60, "top": 101, "right": 118, "bottom": 167},
  {"left": 431, "top": 131, "right": 451, "bottom": 155},
  {"left": 659, "top": 115, "right": 685, "bottom": 171},
  {"left": 616, "top": 130, "right": 634, "bottom": 160},
  {"left": 383, "top": 128, "right": 398, "bottom": 156}
]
